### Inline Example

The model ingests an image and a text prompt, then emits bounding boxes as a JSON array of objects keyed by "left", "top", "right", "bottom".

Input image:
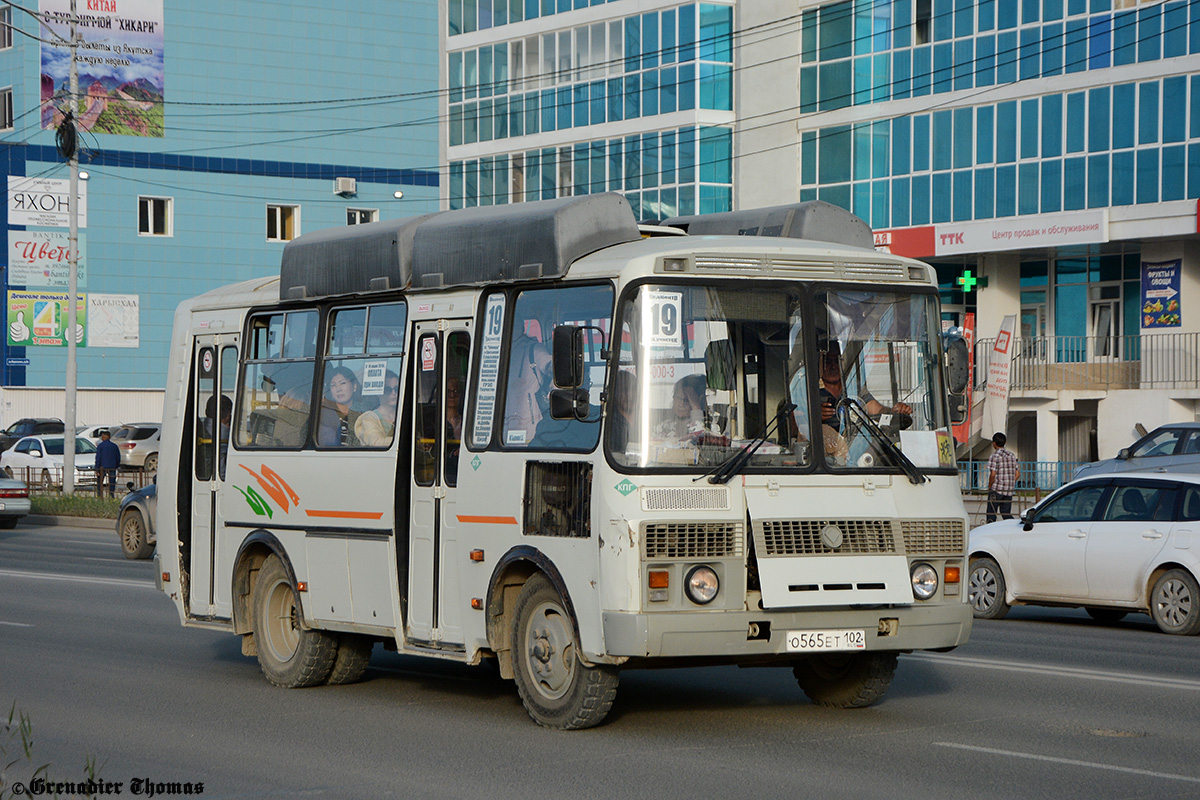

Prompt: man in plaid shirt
[{"left": 986, "top": 432, "right": 1020, "bottom": 523}]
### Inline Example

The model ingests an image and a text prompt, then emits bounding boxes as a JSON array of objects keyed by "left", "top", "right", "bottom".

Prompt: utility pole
[{"left": 63, "top": 0, "right": 79, "bottom": 494}]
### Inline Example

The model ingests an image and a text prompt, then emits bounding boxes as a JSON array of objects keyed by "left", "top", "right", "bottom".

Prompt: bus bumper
[{"left": 601, "top": 603, "right": 972, "bottom": 659}]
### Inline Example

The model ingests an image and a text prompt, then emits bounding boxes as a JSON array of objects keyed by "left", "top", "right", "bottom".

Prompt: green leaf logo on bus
[{"left": 615, "top": 479, "right": 637, "bottom": 496}]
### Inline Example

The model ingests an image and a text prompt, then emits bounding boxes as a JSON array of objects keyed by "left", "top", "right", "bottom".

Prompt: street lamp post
[{"left": 63, "top": 0, "right": 79, "bottom": 494}]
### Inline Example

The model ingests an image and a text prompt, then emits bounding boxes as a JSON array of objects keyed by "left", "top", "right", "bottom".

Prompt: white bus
[{"left": 156, "top": 194, "right": 972, "bottom": 729}]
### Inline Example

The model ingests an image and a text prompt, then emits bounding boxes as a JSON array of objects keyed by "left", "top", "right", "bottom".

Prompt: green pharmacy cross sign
[{"left": 956, "top": 270, "right": 988, "bottom": 292}]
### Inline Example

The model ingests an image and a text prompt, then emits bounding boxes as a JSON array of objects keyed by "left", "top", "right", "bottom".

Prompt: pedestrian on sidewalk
[
  {"left": 986, "top": 432, "right": 1020, "bottom": 523},
  {"left": 95, "top": 429, "right": 121, "bottom": 498}
]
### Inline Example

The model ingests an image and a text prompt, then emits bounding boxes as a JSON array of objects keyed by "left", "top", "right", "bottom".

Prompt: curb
[{"left": 23, "top": 514, "right": 115, "bottom": 530}]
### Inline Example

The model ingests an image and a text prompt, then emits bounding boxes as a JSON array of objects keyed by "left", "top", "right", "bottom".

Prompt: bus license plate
[{"left": 785, "top": 629, "right": 866, "bottom": 652}]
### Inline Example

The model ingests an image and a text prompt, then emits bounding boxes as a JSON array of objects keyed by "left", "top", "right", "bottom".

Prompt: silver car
[
  {"left": 0, "top": 476, "right": 31, "bottom": 529},
  {"left": 117, "top": 480, "right": 156, "bottom": 559},
  {"left": 111, "top": 423, "right": 161, "bottom": 473},
  {"left": 1074, "top": 423, "right": 1200, "bottom": 480}
]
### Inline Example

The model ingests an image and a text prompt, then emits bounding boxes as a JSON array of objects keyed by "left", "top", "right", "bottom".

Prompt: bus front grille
[
  {"left": 900, "top": 519, "right": 966, "bottom": 555},
  {"left": 757, "top": 519, "right": 898, "bottom": 556},
  {"left": 642, "top": 522, "right": 744, "bottom": 559},
  {"left": 641, "top": 486, "right": 730, "bottom": 511}
]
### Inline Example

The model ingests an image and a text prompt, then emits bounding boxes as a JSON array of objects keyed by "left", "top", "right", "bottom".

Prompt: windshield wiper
[
  {"left": 839, "top": 397, "right": 927, "bottom": 485},
  {"left": 700, "top": 403, "right": 795, "bottom": 485}
]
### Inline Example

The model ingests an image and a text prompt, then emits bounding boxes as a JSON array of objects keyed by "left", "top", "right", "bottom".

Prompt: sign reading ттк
[
  {"left": 1141, "top": 260, "right": 1182, "bottom": 329},
  {"left": 7, "top": 176, "right": 88, "bottom": 228}
]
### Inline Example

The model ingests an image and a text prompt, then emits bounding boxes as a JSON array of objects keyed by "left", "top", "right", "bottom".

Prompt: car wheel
[
  {"left": 119, "top": 510, "right": 154, "bottom": 560},
  {"left": 968, "top": 556, "right": 1011, "bottom": 620},
  {"left": 1150, "top": 569, "right": 1200, "bottom": 636},
  {"left": 0, "top": 517, "right": 17, "bottom": 529},
  {"left": 143, "top": 453, "right": 158, "bottom": 474},
  {"left": 1085, "top": 607, "right": 1128, "bottom": 623}
]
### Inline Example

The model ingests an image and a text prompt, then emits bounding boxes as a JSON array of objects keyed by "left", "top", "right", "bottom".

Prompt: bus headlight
[
  {"left": 684, "top": 566, "right": 719, "bottom": 605},
  {"left": 910, "top": 563, "right": 939, "bottom": 600}
]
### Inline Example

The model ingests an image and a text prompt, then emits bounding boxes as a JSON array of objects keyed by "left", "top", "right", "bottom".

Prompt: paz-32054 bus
[{"left": 156, "top": 194, "right": 972, "bottom": 729}]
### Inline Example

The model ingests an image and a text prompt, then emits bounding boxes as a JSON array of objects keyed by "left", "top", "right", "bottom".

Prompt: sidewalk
[{"left": 22, "top": 514, "right": 115, "bottom": 530}]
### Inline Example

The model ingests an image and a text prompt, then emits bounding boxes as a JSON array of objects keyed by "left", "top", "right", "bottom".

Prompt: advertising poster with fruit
[{"left": 1140, "top": 260, "right": 1181, "bottom": 329}]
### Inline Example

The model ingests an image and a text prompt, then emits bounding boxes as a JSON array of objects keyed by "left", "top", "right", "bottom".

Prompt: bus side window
[{"left": 236, "top": 311, "right": 318, "bottom": 449}]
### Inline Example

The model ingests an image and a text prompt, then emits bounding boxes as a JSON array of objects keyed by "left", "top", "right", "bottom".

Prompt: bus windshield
[{"left": 609, "top": 283, "right": 953, "bottom": 473}]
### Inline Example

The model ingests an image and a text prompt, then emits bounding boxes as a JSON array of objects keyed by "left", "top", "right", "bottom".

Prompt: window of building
[
  {"left": 347, "top": 208, "right": 378, "bottom": 225},
  {"left": 138, "top": 196, "right": 172, "bottom": 236},
  {"left": 0, "top": 8, "right": 12, "bottom": 50},
  {"left": 267, "top": 204, "right": 299, "bottom": 241}
]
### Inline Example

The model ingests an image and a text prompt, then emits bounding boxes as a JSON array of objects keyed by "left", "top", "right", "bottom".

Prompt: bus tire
[
  {"left": 511, "top": 573, "right": 618, "bottom": 730},
  {"left": 326, "top": 634, "right": 374, "bottom": 685},
  {"left": 792, "top": 652, "right": 898, "bottom": 709},
  {"left": 252, "top": 555, "right": 336, "bottom": 688},
  {"left": 119, "top": 509, "right": 153, "bottom": 560}
]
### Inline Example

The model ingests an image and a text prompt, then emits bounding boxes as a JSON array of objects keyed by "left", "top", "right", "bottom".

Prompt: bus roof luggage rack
[
  {"left": 411, "top": 193, "right": 641, "bottom": 288},
  {"left": 279, "top": 213, "right": 436, "bottom": 301},
  {"left": 663, "top": 200, "right": 873, "bottom": 249}
]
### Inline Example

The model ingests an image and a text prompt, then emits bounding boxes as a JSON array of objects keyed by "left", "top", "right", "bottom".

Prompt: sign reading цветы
[
  {"left": 7, "top": 176, "right": 88, "bottom": 228},
  {"left": 8, "top": 230, "right": 89, "bottom": 289}
]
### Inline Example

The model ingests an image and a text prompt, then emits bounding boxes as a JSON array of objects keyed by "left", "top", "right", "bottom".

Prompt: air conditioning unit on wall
[{"left": 334, "top": 177, "right": 357, "bottom": 196}]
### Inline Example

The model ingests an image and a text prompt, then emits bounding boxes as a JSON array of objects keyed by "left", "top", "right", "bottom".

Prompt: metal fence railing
[
  {"left": 974, "top": 332, "right": 1200, "bottom": 391},
  {"left": 959, "top": 459, "right": 1086, "bottom": 527},
  {"left": 4, "top": 465, "right": 152, "bottom": 497}
]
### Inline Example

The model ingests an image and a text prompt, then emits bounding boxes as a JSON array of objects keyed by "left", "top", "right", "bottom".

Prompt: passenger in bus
[
  {"left": 203, "top": 394, "right": 233, "bottom": 474},
  {"left": 355, "top": 371, "right": 399, "bottom": 447},
  {"left": 655, "top": 374, "right": 709, "bottom": 441},
  {"left": 445, "top": 376, "right": 465, "bottom": 476},
  {"left": 503, "top": 329, "right": 552, "bottom": 445},
  {"left": 317, "top": 365, "right": 361, "bottom": 447}
]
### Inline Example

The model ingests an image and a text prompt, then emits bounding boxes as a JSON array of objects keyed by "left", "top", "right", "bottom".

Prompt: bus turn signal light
[
  {"left": 648, "top": 570, "right": 669, "bottom": 589},
  {"left": 470, "top": 549, "right": 485, "bottom": 562},
  {"left": 944, "top": 566, "right": 961, "bottom": 583},
  {"left": 471, "top": 598, "right": 483, "bottom": 610}
]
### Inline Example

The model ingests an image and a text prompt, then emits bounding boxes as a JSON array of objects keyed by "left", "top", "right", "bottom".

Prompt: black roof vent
[{"left": 663, "top": 201, "right": 873, "bottom": 249}]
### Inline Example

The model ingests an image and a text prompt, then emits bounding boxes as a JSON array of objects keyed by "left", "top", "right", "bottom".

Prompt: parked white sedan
[
  {"left": 0, "top": 435, "right": 98, "bottom": 488},
  {"left": 969, "top": 472, "right": 1200, "bottom": 635}
]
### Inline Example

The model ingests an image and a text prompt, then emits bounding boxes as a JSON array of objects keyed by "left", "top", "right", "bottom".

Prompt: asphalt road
[{"left": 2, "top": 523, "right": 1198, "bottom": 800}]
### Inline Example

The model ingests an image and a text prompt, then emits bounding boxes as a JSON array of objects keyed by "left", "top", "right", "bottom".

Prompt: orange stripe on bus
[
  {"left": 304, "top": 510, "right": 385, "bottom": 520},
  {"left": 457, "top": 515, "right": 519, "bottom": 525}
]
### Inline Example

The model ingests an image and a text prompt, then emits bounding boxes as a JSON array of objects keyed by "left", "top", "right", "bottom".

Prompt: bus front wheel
[
  {"left": 792, "top": 651, "right": 898, "bottom": 708},
  {"left": 510, "top": 574, "right": 618, "bottom": 730},
  {"left": 252, "top": 555, "right": 336, "bottom": 688}
]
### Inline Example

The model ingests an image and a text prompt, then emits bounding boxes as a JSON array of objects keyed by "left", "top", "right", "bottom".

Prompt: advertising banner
[
  {"left": 7, "top": 176, "right": 88, "bottom": 228},
  {"left": 1140, "top": 260, "right": 1182, "bottom": 328},
  {"left": 87, "top": 294, "right": 139, "bottom": 348},
  {"left": 7, "top": 230, "right": 88, "bottom": 289},
  {"left": 7, "top": 290, "right": 87, "bottom": 347},
  {"left": 39, "top": 0, "right": 165, "bottom": 137},
  {"left": 980, "top": 315, "right": 1016, "bottom": 441}
]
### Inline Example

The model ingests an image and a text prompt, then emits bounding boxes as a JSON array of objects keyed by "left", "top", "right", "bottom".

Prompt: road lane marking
[
  {"left": 0, "top": 620, "right": 33, "bottom": 627},
  {"left": 906, "top": 652, "right": 1200, "bottom": 691},
  {"left": 935, "top": 743, "right": 1200, "bottom": 785},
  {"left": 0, "top": 568, "right": 154, "bottom": 589}
]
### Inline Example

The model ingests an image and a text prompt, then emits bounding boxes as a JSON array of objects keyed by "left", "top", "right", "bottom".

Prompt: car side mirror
[
  {"left": 29, "top": 449, "right": 41, "bottom": 458},
  {"left": 1116, "top": 447, "right": 1130, "bottom": 460},
  {"left": 548, "top": 387, "right": 591, "bottom": 421},
  {"left": 1021, "top": 512, "right": 1034, "bottom": 531}
]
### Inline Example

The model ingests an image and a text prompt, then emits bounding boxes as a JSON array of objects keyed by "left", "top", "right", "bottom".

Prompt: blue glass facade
[
  {"left": 447, "top": 1, "right": 734, "bottom": 217},
  {"left": 797, "top": 0, "right": 1200, "bottom": 229},
  {"left": 0, "top": 1, "right": 441, "bottom": 389}
]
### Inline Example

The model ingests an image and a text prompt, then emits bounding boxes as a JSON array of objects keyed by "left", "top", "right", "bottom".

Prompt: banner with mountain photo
[{"left": 39, "top": 0, "right": 164, "bottom": 137}]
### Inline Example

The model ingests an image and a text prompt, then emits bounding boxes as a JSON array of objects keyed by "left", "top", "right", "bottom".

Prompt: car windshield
[
  {"left": 607, "top": 282, "right": 954, "bottom": 474},
  {"left": 43, "top": 438, "right": 98, "bottom": 455}
]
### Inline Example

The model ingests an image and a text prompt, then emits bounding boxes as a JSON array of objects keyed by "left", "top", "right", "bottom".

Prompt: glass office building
[
  {"left": 444, "top": 1, "right": 736, "bottom": 220},
  {"left": 739, "top": 0, "right": 1200, "bottom": 466}
]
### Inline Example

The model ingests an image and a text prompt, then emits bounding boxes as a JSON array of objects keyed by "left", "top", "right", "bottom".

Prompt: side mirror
[
  {"left": 29, "top": 449, "right": 42, "bottom": 458},
  {"left": 1021, "top": 513, "right": 1034, "bottom": 531},
  {"left": 943, "top": 335, "right": 970, "bottom": 425},
  {"left": 548, "top": 387, "right": 590, "bottom": 420},
  {"left": 551, "top": 325, "right": 584, "bottom": 389},
  {"left": 1116, "top": 447, "right": 1130, "bottom": 460}
]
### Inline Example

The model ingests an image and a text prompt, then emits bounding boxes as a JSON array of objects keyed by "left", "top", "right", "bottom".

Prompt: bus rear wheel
[
  {"left": 252, "top": 555, "right": 336, "bottom": 688},
  {"left": 510, "top": 574, "right": 618, "bottom": 730},
  {"left": 793, "top": 652, "right": 898, "bottom": 708},
  {"left": 326, "top": 634, "right": 374, "bottom": 685}
]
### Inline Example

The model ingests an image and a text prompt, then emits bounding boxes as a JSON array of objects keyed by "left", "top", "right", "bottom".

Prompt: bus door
[
  {"left": 407, "top": 320, "right": 471, "bottom": 646},
  {"left": 190, "top": 335, "right": 239, "bottom": 617}
]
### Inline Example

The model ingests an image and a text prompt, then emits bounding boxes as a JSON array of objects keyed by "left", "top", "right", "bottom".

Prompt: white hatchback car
[
  {"left": 0, "top": 435, "right": 98, "bottom": 488},
  {"left": 969, "top": 472, "right": 1200, "bottom": 635}
]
